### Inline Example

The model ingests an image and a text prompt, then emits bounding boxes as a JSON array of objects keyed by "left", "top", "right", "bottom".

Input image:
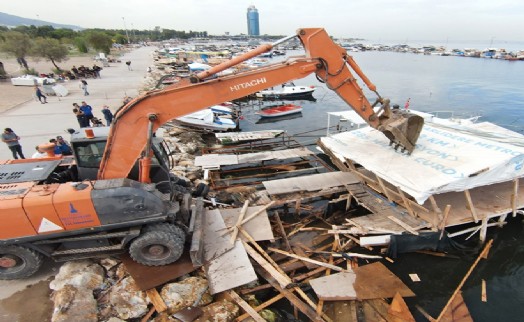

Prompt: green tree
[
  {"left": 86, "top": 31, "right": 113, "bottom": 54},
  {"left": 74, "top": 37, "right": 89, "bottom": 53},
  {"left": 31, "top": 37, "right": 69, "bottom": 71},
  {"left": 113, "top": 34, "right": 127, "bottom": 45},
  {"left": 0, "top": 31, "right": 32, "bottom": 71}
]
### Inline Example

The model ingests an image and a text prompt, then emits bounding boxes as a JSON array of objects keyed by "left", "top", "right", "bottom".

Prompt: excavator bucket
[{"left": 380, "top": 110, "right": 424, "bottom": 154}]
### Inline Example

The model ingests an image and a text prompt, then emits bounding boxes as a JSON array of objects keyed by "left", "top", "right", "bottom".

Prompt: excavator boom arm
[{"left": 98, "top": 28, "right": 423, "bottom": 180}]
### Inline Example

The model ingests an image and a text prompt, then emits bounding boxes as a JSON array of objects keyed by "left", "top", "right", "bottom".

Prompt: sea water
[{"left": 239, "top": 51, "right": 524, "bottom": 321}]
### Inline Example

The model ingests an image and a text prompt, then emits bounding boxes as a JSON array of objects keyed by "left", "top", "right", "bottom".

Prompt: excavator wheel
[
  {"left": 143, "top": 223, "right": 186, "bottom": 243},
  {"left": 0, "top": 245, "right": 44, "bottom": 280},
  {"left": 129, "top": 231, "right": 184, "bottom": 266}
]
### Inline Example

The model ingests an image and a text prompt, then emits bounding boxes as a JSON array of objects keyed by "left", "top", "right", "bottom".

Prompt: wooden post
[
  {"left": 436, "top": 240, "right": 493, "bottom": 321},
  {"left": 145, "top": 289, "right": 167, "bottom": 313},
  {"left": 464, "top": 189, "right": 479, "bottom": 223},
  {"left": 230, "top": 200, "right": 250, "bottom": 243},
  {"left": 479, "top": 216, "right": 488, "bottom": 243},
  {"left": 377, "top": 176, "right": 394, "bottom": 202},
  {"left": 512, "top": 178, "right": 519, "bottom": 217},
  {"left": 396, "top": 187, "right": 416, "bottom": 218},
  {"left": 295, "top": 199, "right": 302, "bottom": 216},
  {"left": 274, "top": 211, "right": 292, "bottom": 251},
  {"left": 388, "top": 216, "right": 419, "bottom": 235},
  {"left": 228, "top": 290, "right": 266, "bottom": 322},
  {"left": 429, "top": 195, "right": 443, "bottom": 221},
  {"left": 439, "top": 204, "right": 452, "bottom": 240}
]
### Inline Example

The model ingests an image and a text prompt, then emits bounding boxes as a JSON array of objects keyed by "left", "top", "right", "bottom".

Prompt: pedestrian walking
[
  {"left": 80, "top": 80, "right": 89, "bottom": 96},
  {"left": 34, "top": 85, "right": 48, "bottom": 104},
  {"left": 101, "top": 105, "right": 114, "bottom": 126},
  {"left": 2, "top": 128, "right": 25, "bottom": 159},
  {"left": 126, "top": 61, "right": 132, "bottom": 71}
]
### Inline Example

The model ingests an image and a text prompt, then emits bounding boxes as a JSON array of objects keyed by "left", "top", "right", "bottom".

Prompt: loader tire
[
  {"left": 0, "top": 245, "right": 44, "bottom": 280},
  {"left": 143, "top": 223, "right": 186, "bottom": 243},
  {"left": 129, "top": 231, "right": 183, "bottom": 266}
]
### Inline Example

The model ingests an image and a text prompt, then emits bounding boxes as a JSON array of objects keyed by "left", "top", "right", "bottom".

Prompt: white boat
[
  {"left": 256, "top": 83, "right": 315, "bottom": 99},
  {"left": 11, "top": 75, "right": 56, "bottom": 86},
  {"left": 174, "top": 106, "right": 238, "bottom": 132}
]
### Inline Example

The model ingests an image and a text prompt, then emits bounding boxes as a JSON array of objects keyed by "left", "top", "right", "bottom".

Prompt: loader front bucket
[{"left": 380, "top": 110, "right": 424, "bottom": 154}]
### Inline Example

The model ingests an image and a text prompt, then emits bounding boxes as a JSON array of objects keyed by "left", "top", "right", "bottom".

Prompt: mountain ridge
[{"left": 0, "top": 12, "right": 83, "bottom": 30}]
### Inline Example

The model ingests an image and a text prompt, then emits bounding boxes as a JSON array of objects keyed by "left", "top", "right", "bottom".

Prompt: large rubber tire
[
  {"left": 143, "top": 223, "right": 186, "bottom": 243},
  {"left": 129, "top": 231, "right": 184, "bottom": 266},
  {"left": 0, "top": 245, "right": 44, "bottom": 280}
]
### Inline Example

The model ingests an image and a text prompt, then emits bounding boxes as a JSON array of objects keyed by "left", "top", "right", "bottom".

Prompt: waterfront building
[{"left": 247, "top": 5, "right": 260, "bottom": 36}]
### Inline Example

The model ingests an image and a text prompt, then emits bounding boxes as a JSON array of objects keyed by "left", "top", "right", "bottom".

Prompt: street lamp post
[{"left": 122, "top": 17, "right": 131, "bottom": 44}]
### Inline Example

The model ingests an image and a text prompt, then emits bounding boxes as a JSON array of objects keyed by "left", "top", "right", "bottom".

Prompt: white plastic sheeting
[{"left": 320, "top": 122, "right": 524, "bottom": 204}]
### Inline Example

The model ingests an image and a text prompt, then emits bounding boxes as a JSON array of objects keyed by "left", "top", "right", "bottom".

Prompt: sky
[{"left": 2, "top": 0, "right": 523, "bottom": 42}]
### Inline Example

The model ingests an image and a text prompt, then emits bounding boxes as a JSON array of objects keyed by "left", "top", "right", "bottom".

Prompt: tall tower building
[{"left": 247, "top": 5, "right": 260, "bottom": 36}]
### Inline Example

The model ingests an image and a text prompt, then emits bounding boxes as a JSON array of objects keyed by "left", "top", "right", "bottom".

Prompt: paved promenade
[
  {"left": 0, "top": 47, "right": 155, "bottom": 160},
  {"left": 0, "top": 46, "right": 156, "bottom": 321}
]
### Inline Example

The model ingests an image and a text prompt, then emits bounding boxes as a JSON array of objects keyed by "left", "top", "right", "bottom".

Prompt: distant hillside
[{"left": 0, "top": 12, "right": 82, "bottom": 30}]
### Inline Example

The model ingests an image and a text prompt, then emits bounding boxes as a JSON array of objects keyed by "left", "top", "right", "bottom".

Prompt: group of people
[
  {"left": 72, "top": 101, "right": 113, "bottom": 128},
  {"left": 32, "top": 136, "right": 73, "bottom": 158}
]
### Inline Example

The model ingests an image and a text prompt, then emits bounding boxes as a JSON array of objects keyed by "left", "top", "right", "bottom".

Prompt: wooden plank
[
  {"left": 268, "top": 247, "right": 345, "bottom": 272},
  {"left": 439, "top": 204, "right": 452, "bottom": 240},
  {"left": 145, "top": 289, "right": 167, "bottom": 313},
  {"left": 429, "top": 195, "right": 444, "bottom": 221},
  {"left": 236, "top": 294, "right": 286, "bottom": 321},
  {"left": 325, "top": 301, "right": 358, "bottom": 322},
  {"left": 243, "top": 241, "right": 291, "bottom": 289},
  {"left": 228, "top": 290, "right": 266, "bottom": 322},
  {"left": 220, "top": 205, "right": 274, "bottom": 242},
  {"left": 189, "top": 198, "right": 205, "bottom": 266},
  {"left": 203, "top": 209, "right": 235, "bottom": 262},
  {"left": 437, "top": 240, "right": 493, "bottom": 321},
  {"left": 255, "top": 265, "right": 324, "bottom": 322},
  {"left": 440, "top": 292, "right": 474, "bottom": 322},
  {"left": 363, "top": 299, "right": 389, "bottom": 322},
  {"left": 231, "top": 200, "right": 250, "bottom": 243},
  {"left": 396, "top": 187, "right": 417, "bottom": 219},
  {"left": 263, "top": 171, "right": 360, "bottom": 195},
  {"left": 388, "top": 216, "right": 419, "bottom": 235},
  {"left": 360, "top": 235, "right": 391, "bottom": 247},
  {"left": 481, "top": 279, "right": 487, "bottom": 302},
  {"left": 310, "top": 271, "right": 358, "bottom": 300},
  {"left": 387, "top": 292, "right": 415, "bottom": 322},
  {"left": 353, "top": 262, "right": 415, "bottom": 300},
  {"left": 377, "top": 176, "right": 394, "bottom": 202},
  {"left": 292, "top": 245, "right": 317, "bottom": 270},
  {"left": 204, "top": 240, "right": 258, "bottom": 294},
  {"left": 274, "top": 211, "right": 291, "bottom": 251},
  {"left": 513, "top": 178, "right": 519, "bottom": 217},
  {"left": 464, "top": 189, "right": 479, "bottom": 223}
]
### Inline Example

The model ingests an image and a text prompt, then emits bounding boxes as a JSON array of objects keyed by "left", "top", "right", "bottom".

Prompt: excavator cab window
[{"left": 75, "top": 140, "right": 106, "bottom": 168}]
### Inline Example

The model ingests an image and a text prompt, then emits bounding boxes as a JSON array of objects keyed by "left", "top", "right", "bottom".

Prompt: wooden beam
[
  {"left": 255, "top": 265, "right": 325, "bottom": 322},
  {"left": 429, "top": 195, "right": 443, "bottom": 221},
  {"left": 436, "top": 240, "right": 493, "bottom": 321},
  {"left": 274, "top": 211, "right": 292, "bottom": 251},
  {"left": 230, "top": 200, "right": 250, "bottom": 243},
  {"left": 145, "top": 289, "right": 167, "bottom": 313},
  {"left": 439, "top": 204, "right": 452, "bottom": 240},
  {"left": 481, "top": 279, "right": 487, "bottom": 303},
  {"left": 377, "top": 176, "right": 394, "bottom": 203},
  {"left": 268, "top": 247, "right": 345, "bottom": 272},
  {"left": 480, "top": 217, "right": 489, "bottom": 243},
  {"left": 464, "top": 189, "right": 479, "bottom": 223},
  {"left": 228, "top": 290, "right": 266, "bottom": 322},
  {"left": 236, "top": 294, "right": 286, "bottom": 321},
  {"left": 387, "top": 216, "right": 419, "bottom": 235},
  {"left": 242, "top": 241, "right": 291, "bottom": 289},
  {"left": 396, "top": 187, "right": 416, "bottom": 219}
]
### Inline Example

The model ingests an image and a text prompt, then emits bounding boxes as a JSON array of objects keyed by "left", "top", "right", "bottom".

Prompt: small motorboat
[
  {"left": 174, "top": 105, "right": 238, "bottom": 132},
  {"left": 256, "top": 83, "right": 315, "bottom": 100},
  {"left": 256, "top": 103, "right": 303, "bottom": 118}
]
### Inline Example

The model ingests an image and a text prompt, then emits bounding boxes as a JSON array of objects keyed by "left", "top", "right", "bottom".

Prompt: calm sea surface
[{"left": 238, "top": 51, "right": 524, "bottom": 321}]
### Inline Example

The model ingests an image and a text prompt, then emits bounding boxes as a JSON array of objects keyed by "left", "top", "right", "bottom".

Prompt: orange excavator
[{"left": 0, "top": 28, "right": 424, "bottom": 279}]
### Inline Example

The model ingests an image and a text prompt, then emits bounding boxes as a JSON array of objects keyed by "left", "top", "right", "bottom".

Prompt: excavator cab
[{"left": 70, "top": 127, "right": 173, "bottom": 185}]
